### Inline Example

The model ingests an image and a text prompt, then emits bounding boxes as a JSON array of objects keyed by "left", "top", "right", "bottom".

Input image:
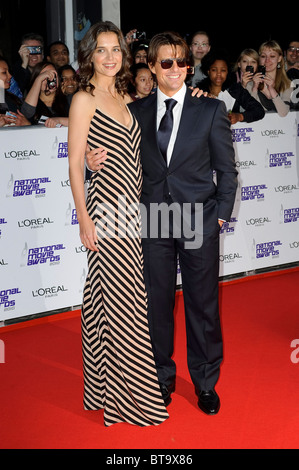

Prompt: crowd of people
[{"left": 1, "top": 28, "right": 298, "bottom": 128}]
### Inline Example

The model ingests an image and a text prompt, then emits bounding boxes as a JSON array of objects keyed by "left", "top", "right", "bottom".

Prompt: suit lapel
[
  {"left": 170, "top": 91, "right": 204, "bottom": 168},
  {"left": 136, "top": 90, "right": 204, "bottom": 168},
  {"left": 138, "top": 94, "right": 167, "bottom": 166}
]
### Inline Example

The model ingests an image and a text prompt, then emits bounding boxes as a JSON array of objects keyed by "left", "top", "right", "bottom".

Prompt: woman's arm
[
  {"left": 24, "top": 70, "right": 50, "bottom": 107},
  {"left": 44, "top": 117, "right": 69, "bottom": 127},
  {"left": 68, "top": 92, "right": 99, "bottom": 251}
]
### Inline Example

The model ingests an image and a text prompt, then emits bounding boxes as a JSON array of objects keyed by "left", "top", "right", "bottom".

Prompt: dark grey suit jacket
[{"left": 129, "top": 88, "right": 238, "bottom": 233}]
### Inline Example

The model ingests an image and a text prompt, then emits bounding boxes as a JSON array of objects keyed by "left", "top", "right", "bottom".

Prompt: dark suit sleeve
[
  {"left": 230, "top": 82, "right": 265, "bottom": 123},
  {"left": 208, "top": 100, "right": 238, "bottom": 222}
]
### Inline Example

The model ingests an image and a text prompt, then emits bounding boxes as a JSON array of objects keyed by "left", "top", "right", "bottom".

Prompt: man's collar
[{"left": 157, "top": 84, "right": 187, "bottom": 106}]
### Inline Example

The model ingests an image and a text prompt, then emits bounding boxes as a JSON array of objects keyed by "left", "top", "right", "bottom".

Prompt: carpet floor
[{"left": 0, "top": 268, "right": 299, "bottom": 450}]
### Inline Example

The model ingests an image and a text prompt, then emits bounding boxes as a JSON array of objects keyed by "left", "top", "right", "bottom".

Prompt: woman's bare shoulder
[
  {"left": 70, "top": 90, "right": 96, "bottom": 121},
  {"left": 71, "top": 90, "right": 94, "bottom": 108}
]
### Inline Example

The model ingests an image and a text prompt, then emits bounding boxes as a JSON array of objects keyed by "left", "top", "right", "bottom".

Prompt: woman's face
[
  {"left": 91, "top": 32, "right": 123, "bottom": 78},
  {"left": 208, "top": 60, "right": 228, "bottom": 87},
  {"left": 135, "top": 49, "right": 147, "bottom": 64},
  {"left": 190, "top": 34, "right": 210, "bottom": 61},
  {"left": 259, "top": 47, "right": 282, "bottom": 73},
  {"left": 134, "top": 68, "right": 153, "bottom": 98},
  {"left": 61, "top": 69, "right": 78, "bottom": 95},
  {"left": 0, "top": 60, "right": 12, "bottom": 90},
  {"left": 238, "top": 54, "right": 258, "bottom": 73}
]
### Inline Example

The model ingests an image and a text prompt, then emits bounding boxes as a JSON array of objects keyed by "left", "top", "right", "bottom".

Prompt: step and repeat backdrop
[{"left": 1, "top": 112, "right": 298, "bottom": 322}]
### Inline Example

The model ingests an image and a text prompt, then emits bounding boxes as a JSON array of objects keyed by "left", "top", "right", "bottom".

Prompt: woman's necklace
[{"left": 90, "top": 79, "right": 124, "bottom": 109}]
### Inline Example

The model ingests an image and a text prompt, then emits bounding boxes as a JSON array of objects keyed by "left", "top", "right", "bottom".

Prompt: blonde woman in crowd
[
  {"left": 234, "top": 48, "right": 259, "bottom": 88},
  {"left": 246, "top": 40, "right": 293, "bottom": 116}
]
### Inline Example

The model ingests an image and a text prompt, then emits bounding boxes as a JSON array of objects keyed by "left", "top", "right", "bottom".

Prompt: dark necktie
[{"left": 157, "top": 98, "right": 177, "bottom": 162}]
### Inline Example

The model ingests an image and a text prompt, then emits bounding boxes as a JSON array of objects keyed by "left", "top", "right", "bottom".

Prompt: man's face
[
  {"left": 24, "top": 40, "right": 43, "bottom": 68},
  {"left": 149, "top": 45, "right": 187, "bottom": 96},
  {"left": 48, "top": 44, "right": 69, "bottom": 68},
  {"left": 286, "top": 41, "right": 299, "bottom": 66}
]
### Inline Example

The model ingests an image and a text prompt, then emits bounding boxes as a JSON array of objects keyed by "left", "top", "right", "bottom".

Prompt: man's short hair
[
  {"left": 148, "top": 31, "right": 189, "bottom": 65},
  {"left": 21, "top": 33, "right": 44, "bottom": 48}
]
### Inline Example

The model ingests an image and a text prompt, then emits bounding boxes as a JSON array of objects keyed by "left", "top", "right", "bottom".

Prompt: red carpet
[{"left": 0, "top": 268, "right": 299, "bottom": 449}]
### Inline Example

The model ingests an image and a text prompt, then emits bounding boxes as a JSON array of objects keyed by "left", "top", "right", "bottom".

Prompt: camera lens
[{"left": 47, "top": 77, "right": 57, "bottom": 90}]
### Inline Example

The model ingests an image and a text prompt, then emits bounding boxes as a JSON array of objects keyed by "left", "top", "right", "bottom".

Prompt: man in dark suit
[{"left": 86, "top": 31, "right": 237, "bottom": 415}]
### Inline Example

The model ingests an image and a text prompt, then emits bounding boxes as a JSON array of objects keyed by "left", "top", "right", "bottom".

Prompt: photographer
[
  {"left": 233, "top": 48, "right": 259, "bottom": 88},
  {"left": 0, "top": 56, "right": 31, "bottom": 127},
  {"left": 21, "top": 61, "right": 69, "bottom": 127},
  {"left": 12, "top": 33, "right": 44, "bottom": 95},
  {"left": 246, "top": 40, "right": 293, "bottom": 117},
  {"left": 197, "top": 49, "right": 265, "bottom": 124}
]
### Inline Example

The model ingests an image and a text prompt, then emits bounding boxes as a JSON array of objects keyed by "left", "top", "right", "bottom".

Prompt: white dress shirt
[{"left": 157, "top": 84, "right": 187, "bottom": 166}]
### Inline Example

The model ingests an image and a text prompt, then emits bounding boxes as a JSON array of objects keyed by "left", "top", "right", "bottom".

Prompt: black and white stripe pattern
[{"left": 81, "top": 108, "right": 169, "bottom": 427}]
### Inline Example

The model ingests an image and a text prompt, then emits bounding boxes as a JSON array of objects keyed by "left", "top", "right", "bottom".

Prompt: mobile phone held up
[
  {"left": 258, "top": 65, "right": 266, "bottom": 76},
  {"left": 27, "top": 46, "right": 42, "bottom": 55}
]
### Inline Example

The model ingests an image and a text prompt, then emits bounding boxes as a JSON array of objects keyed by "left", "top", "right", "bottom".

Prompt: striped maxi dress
[{"left": 81, "top": 107, "right": 169, "bottom": 427}]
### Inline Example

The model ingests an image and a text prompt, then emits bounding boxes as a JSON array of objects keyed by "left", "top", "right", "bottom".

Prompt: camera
[
  {"left": 187, "top": 65, "right": 194, "bottom": 75},
  {"left": 132, "top": 31, "right": 146, "bottom": 40},
  {"left": 245, "top": 65, "right": 254, "bottom": 74},
  {"left": 27, "top": 46, "right": 42, "bottom": 55},
  {"left": 47, "top": 77, "right": 57, "bottom": 90},
  {"left": 258, "top": 65, "right": 266, "bottom": 75}
]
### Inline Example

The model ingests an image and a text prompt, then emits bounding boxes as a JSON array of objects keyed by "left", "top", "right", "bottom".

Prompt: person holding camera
[
  {"left": 21, "top": 61, "right": 69, "bottom": 127},
  {"left": 11, "top": 33, "right": 44, "bottom": 95},
  {"left": 0, "top": 56, "right": 31, "bottom": 127},
  {"left": 246, "top": 40, "right": 293, "bottom": 117},
  {"left": 197, "top": 49, "right": 265, "bottom": 124},
  {"left": 233, "top": 48, "right": 259, "bottom": 88}
]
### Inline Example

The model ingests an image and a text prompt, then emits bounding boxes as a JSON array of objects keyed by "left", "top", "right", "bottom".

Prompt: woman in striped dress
[{"left": 68, "top": 21, "right": 168, "bottom": 427}]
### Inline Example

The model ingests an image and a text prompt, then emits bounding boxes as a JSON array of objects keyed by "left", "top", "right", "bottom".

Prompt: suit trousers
[{"left": 142, "top": 215, "right": 223, "bottom": 392}]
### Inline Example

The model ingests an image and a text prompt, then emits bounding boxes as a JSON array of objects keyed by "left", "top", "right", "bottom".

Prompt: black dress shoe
[
  {"left": 160, "top": 382, "right": 175, "bottom": 407},
  {"left": 196, "top": 389, "right": 220, "bottom": 415}
]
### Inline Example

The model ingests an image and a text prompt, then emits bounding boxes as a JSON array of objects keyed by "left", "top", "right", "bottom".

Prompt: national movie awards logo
[
  {"left": 12, "top": 176, "right": 51, "bottom": 198},
  {"left": 241, "top": 184, "right": 267, "bottom": 201},
  {"left": 255, "top": 239, "right": 282, "bottom": 259},
  {"left": 220, "top": 217, "right": 237, "bottom": 235},
  {"left": 284, "top": 207, "right": 299, "bottom": 223},
  {"left": 268, "top": 151, "right": 293, "bottom": 168},
  {"left": 57, "top": 142, "right": 68, "bottom": 158},
  {"left": 26, "top": 244, "right": 66, "bottom": 266},
  {"left": 0, "top": 287, "right": 21, "bottom": 311},
  {"left": 231, "top": 127, "right": 254, "bottom": 143}
]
